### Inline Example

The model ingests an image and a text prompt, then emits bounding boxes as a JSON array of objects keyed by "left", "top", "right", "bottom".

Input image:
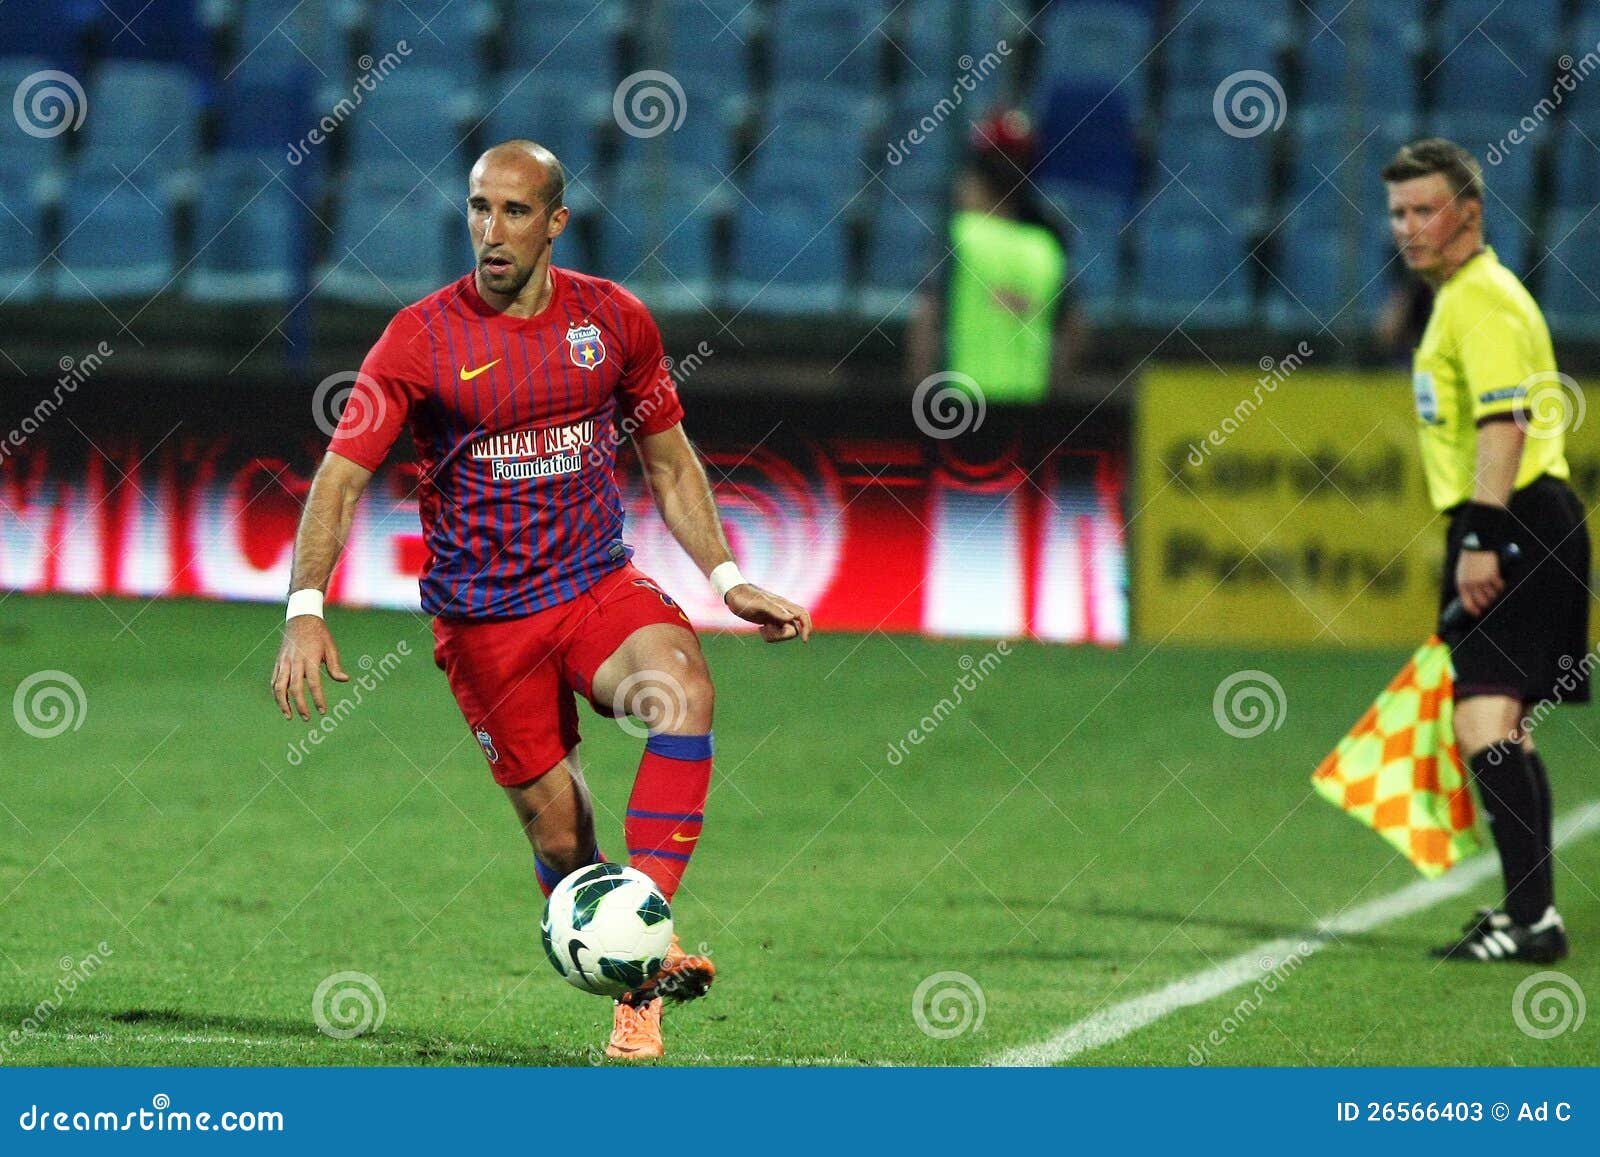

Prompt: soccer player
[
  {"left": 1383, "top": 138, "right": 1589, "bottom": 963},
  {"left": 271, "top": 141, "right": 814, "bottom": 1056}
]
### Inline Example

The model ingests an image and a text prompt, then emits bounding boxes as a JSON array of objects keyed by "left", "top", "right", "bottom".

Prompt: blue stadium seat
[
  {"left": 859, "top": 195, "right": 942, "bottom": 318},
  {"left": 318, "top": 164, "right": 464, "bottom": 304},
  {"left": 1035, "top": 0, "right": 1154, "bottom": 116},
  {"left": 55, "top": 161, "right": 175, "bottom": 299},
  {"left": 595, "top": 165, "right": 723, "bottom": 310},
  {"left": 1164, "top": 3, "right": 1288, "bottom": 93},
  {"left": 185, "top": 153, "right": 304, "bottom": 303},
  {"left": 372, "top": 0, "right": 494, "bottom": 73},
  {"left": 890, "top": 0, "right": 957, "bottom": 89},
  {"left": 1431, "top": 22, "right": 1553, "bottom": 115},
  {"left": 1428, "top": 113, "right": 1536, "bottom": 219},
  {"left": 1298, "top": 22, "right": 1419, "bottom": 120},
  {"left": 1539, "top": 209, "right": 1600, "bottom": 339},
  {"left": 508, "top": 0, "right": 622, "bottom": 79},
  {"left": 0, "top": 1, "right": 95, "bottom": 69},
  {"left": 0, "top": 165, "right": 47, "bottom": 302},
  {"left": 769, "top": 0, "right": 886, "bottom": 94},
  {"left": 232, "top": 0, "right": 357, "bottom": 96},
  {"left": 1035, "top": 79, "right": 1137, "bottom": 204},
  {"left": 614, "top": 73, "right": 737, "bottom": 175},
  {"left": 663, "top": 0, "right": 751, "bottom": 92},
  {"left": 1154, "top": 113, "right": 1272, "bottom": 219},
  {"left": 750, "top": 86, "right": 875, "bottom": 191},
  {"left": 83, "top": 61, "right": 200, "bottom": 175},
  {"left": 1552, "top": 112, "right": 1600, "bottom": 210},
  {"left": 483, "top": 70, "right": 604, "bottom": 182},
  {"left": 1267, "top": 215, "right": 1387, "bottom": 331},
  {"left": 0, "top": 58, "right": 74, "bottom": 177},
  {"left": 1130, "top": 202, "right": 1250, "bottom": 327},
  {"left": 92, "top": 0, "right": 210, "bottom": 66},
  {"left": 1037, "top": 180, "right": 1125, "bottom": 323},
  {"left": 349, "top": 67, "right": 471, "bottom": 177},
  {"left": 731, "top": 189, "right": 848, "bottom": 314}
]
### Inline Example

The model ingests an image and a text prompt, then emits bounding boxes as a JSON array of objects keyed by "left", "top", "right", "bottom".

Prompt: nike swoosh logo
[
  {"left": 459, "top": 359, "right": 501, "bottom": 381},
  {"left": 670, "top": 832, "right": 699, "bottom": 843}
]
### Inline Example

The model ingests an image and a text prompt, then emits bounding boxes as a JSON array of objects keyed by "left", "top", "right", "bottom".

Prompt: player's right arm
[{"left": 272, "top": 451, "right": 374, "bottom": 720}]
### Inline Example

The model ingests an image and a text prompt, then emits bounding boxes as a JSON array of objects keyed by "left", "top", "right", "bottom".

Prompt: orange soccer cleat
[
  {"left": 605, "top": 993, "right": 664, "bottom": 1060},
  {"left": 650, "top": 934, "right": 715, "bottom": 1003}
]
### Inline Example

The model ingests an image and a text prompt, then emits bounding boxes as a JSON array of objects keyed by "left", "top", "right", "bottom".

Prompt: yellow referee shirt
[{"left": 1411, "top": 246, "right": 1569, "bottom": 512}]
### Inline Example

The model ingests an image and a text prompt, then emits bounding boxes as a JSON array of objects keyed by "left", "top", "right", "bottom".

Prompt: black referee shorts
[{"left": 1440, "top": 473, "right": 1592, "bottom": 707}]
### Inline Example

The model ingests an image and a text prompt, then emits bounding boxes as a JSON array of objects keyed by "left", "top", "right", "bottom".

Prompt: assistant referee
[{"left": 1383, "top": 138, "right": 1589, "bottom": 963}]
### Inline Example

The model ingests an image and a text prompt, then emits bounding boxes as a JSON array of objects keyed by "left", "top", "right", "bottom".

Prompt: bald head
[{"left": 473, "top": 140, "right": 565, "bottom": 211}]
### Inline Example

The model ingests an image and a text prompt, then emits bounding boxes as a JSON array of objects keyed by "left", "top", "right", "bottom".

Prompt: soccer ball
[{"left": 540, "top": 863, "right": 673, "bottom": 997}]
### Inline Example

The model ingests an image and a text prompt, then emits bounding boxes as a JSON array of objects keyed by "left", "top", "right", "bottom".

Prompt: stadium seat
[
  {"left": 595, "top": 165, "right": 724, "bottom": 310},
  {"left": 889, "top": 0, "right": 957, "bottom": 90},
  {"left": 508, "top": 0, "right": 622, "bottom": 79},
  {"left": 1552, "top": 112, "right": 1600, "bottom": 210},
  {"left": 750, "top": 86, "right": 876, "bottom": 192},
  {"left": 1297, "top": 20, "right": 1419, "bottom": 120},
  {"left": 768, "top": 0, "right": 887, "bottom": 94},
  {"left": 317, "top": 164, "right": 463, "bottom": 304},
  {"left": 1034, "top": 80, "right": 1137, "bottom": 204},
  {"left": 1130, "top": 202, "right": 1250, "bottom": 327},
  {"left": 1431, "top": 21, "right": 1553, "bottom": 116},
  {"left": 859, "top": 195, "right": 943, "bottom": 318},
  {"left": 731, "top": 189, "right": 848, "bottom": 314},
  {"left": 82, "top": 61, "right": 200, "bottom": 175},
  {"left": 0, "top": 1, "right": 95, "bottom": 69},
  {"left": 232, "top": 0, "right": 358, "bottom": 97},
  {"left": 55, "top": 162, "right": 175, "bottom": 300},
  {"left": 217, "top": 78, "right": 309, "bottom": 158},
  {"left": 1154, "top": 113, "right": 1272, "bottom": 220},
  {"left": 1266, "top": 216, "right": 1375, "bottom": 331},
  {"left": 662, "top": 0, "right": 752, "bottom": 93},
  {"left": 1163, "top": 3, "right": 1288, "bottom": 94},
  {"left": 372, "top": 0, "right": 495, "bottom": 72},
  {"left": 1034, "top": 0, "right": 1153, "bottom": 117},
  {"left": 483, "top": 69, "right": 605, "bottom": 181},
  {"left": 1037, "top": 180, "right": 1126, "bottom": 323},
  {"left": 0, "top": 58, "right": 73, "bottom": 179},
  {"left": 185, "top": 153, "right": 305, "bottom": 304},
  {"left": 614, "top": 73, "right": 738, "bottom": 177},
  {"left": 0, "top": 166, "right": 47, "bottom": 303},
  {"left": 349, "top": 67, "right": 472, "bottom": 178},
  {"left": 91, "top": 0, "right": 210, "bottom": 66},
  {"left": 1537, "top": 208, "right": 1600, "bottom": 339}
]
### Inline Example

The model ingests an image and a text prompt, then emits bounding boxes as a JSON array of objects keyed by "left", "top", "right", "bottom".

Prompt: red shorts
[{"left": 431, "top": 563, "right": 695, "bottom": 786}]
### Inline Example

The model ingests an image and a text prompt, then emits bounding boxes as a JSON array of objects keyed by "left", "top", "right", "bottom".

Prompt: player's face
[
  {"left": 468, "top": 158, "right": 568, "bottom": 298},
  {"left": 1386, "top": 174, "right": 1477, "bottom": 276}
]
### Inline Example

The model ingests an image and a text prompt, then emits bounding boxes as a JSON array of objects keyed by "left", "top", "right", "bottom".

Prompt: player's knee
[{"left": 628, "top": 654, "right": 713, "bottom": 733}]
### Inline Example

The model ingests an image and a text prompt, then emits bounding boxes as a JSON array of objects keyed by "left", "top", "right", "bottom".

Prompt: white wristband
[
  {"left": 709, "top": 561, "right": 747, "bottom": 600},
  {"left": 286, "top": 589, "right": 325, "bottom": 621}
]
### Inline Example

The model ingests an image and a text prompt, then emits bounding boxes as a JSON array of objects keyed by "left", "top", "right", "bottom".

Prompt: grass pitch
[{"left": 1, "top": 595, "right": 1597, "bottom": 1066}]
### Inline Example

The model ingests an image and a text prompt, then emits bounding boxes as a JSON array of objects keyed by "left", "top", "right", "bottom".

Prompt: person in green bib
[{"left": 909, "top": 109, "right": 1083, "bottom": 403}]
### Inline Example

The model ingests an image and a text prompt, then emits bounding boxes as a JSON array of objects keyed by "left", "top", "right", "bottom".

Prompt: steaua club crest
[
  {"left": 566, "top": 323, "right": 607, "bottom": 371},
  {"left": 474, "top": 727, "right": 500, "bottom": 763}
]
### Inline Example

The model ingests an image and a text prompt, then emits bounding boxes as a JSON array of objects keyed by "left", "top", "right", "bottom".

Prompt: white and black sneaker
[{"left": 1430, "top": 906, "right": 1568, "bottom": 963}]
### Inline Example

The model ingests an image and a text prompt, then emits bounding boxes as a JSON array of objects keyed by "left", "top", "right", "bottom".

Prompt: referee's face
[{"left": 1386, "top": 173, "right": 1478, "bottom": 278}]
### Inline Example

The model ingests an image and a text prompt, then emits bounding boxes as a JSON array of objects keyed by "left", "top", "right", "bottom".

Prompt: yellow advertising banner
[{"left": 1134, "top": 362, "right": 1600, "bottom": 646}]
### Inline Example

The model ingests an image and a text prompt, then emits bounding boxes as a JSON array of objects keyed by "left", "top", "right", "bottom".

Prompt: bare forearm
[
  {"left": 647, "top": 456, "right": 734, "bottom": 577},
  {"left": 1472, "top": 419, "right": 1524, "bottom": 507},
  {"left": 289, "top": 453, "right": 371, "bottom": 593}
]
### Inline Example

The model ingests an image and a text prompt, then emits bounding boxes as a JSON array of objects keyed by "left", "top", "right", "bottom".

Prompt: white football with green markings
[{"left": 540, "top": 863, "right": 673, "bottom": 997}]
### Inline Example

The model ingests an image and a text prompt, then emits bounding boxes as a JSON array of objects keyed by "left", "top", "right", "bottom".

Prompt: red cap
[{"left": 969, "top": 107, "right": 1036, "bottom": 166}]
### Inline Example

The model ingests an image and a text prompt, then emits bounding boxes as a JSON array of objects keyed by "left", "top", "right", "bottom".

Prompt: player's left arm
[
  {"left": 634, "top": 423, "right": 813, "bottom": 643},
  {"left": 1455, "top": 293, "right": 1534, "bottom": 615}
]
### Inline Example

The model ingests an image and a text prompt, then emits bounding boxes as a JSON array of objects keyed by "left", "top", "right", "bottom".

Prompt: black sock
[
  {"left": 1470, "top": 742, "right": 1553, "bottom": 925},
  {"left": 1525, "top": 749, "right": 1556, "bottom": 907}
]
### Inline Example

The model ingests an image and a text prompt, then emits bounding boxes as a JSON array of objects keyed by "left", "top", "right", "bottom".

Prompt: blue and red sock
[
  {"left": 533, "top": 844, "right": 606, "bottom": 899},
  {"left": 625, "top": 732, "right": 713, "bottom": 902}
]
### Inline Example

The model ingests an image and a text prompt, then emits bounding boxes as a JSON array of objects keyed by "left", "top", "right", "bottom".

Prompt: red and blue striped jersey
[{"left": 327, "top": 267, "right": 684, "bottom": 619}]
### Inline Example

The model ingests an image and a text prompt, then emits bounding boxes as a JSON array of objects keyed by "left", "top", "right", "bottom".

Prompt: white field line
[{"left": 987, "top": 800, "right": 1600, "bottom": 1067}]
